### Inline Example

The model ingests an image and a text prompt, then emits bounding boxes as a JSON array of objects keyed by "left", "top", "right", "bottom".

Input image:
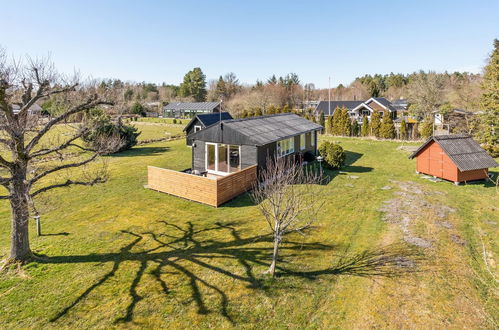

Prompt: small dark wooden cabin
[
  {"left": 188, "top": 113, "right": 323, "bottom": 175},
  {"left": 183, "top": 112, "right": 233, "bottom": 146},
  {"left": 409, "top": 134, "right": 498, "bottom": 184}
]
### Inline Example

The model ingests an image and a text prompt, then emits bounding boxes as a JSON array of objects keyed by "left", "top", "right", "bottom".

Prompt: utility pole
[{"left": 328, "top": 76, "right": 331, "bottom": 116}]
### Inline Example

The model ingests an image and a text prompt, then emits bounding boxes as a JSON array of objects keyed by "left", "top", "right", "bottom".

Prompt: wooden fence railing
[{"left": 147, "top": 165, "right": 257, "bottom": 207}]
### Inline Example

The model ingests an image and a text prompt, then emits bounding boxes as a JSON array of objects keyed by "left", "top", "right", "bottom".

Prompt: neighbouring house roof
[
  {"left": 11, "top": 103, "right": 43, "bottom": 114},
  {"left": 315, "top": 101, "right": 364, "bottom": 116},
  {"left": 431, "top": 108, "right": 475, "bottom": 115},
  {"left": 189, "top": 113, "right": 323, "bottom": 146},
  {"left": 367, "top": 97, "right": 398, "bottom": 112},
  {"left": 409, "top": 134, "right": 498, "bottom": 171},
  {"left": 163, "top": 102, "right": 220, "bottom": 112},
  {"left": 183, "top": 112, "right": 233, "bottom": 132}
]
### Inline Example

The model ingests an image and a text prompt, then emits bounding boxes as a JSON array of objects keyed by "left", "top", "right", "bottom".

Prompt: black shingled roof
[
  {"left": 372, "top": 97, "right": 397, "bottom": 112},
  {"left": 183, "top": 112, "right": 233, "bottom": 132},
  {"left": 315, "top": 101, "right": 364, "bottom": 116},
  {"left": 163, "top": 102, "right": 220, "bottom": 111},
  {"left": 409, "top": 134, "right": 498, "bottom": 171},
  {"left": 189, "top": 113, "right": 323, "bottom": 146}
]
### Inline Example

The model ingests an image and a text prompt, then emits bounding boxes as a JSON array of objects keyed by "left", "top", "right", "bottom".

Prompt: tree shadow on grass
[
  {"left": 108, "top": 146, "right": 170, "bottom": 158},
  {"left": 40, "top": 221, "right": 422, "bottom": 325}
]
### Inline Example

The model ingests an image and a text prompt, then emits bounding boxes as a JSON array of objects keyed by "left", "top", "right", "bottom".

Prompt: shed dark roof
[
  {"left": 371, "top": 97, "right": 397, "bottom": 112},
  {"left": 183, "top": 112, "right": 233, "bottom": 132},
  {"left": 315, "top": 101, "right": 364, "bottom": 116},
  {"left": 190, "top": 113, "right": 323, "bottom": 146},
  {"left": 163, "top": 102, "right": 220, "bottom": 111},
  {"left": 409, "top": 134, "right": 498, "bottom": 171}
]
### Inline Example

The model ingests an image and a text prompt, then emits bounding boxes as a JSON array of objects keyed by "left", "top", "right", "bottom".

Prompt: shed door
[{"left": 428, "top": 143, "right": 444, "bottom": 177}]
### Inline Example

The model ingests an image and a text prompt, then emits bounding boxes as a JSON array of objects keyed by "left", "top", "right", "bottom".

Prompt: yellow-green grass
[
  {"left": 0, "top": 137, "right": 497, "bottom": 328},
  {"left": 130, "top": 122, "right": 185, "bottom": 141},
  {"left": 136, "top": 117, "right": 189, "bottom": 125}
]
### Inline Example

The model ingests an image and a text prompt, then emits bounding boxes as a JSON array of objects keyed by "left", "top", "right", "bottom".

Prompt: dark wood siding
[
  {"left": 241, "top": 145, "right": 258, "bottom": 169},
  {"left": 186, "top": 118, "right": 203, "bottom": 146},
  {"left": 192, "top": 140, "right": 206, "bottom": 172},
  {"left": 257, "top": 142, "right": 277, "bottom": 170}
]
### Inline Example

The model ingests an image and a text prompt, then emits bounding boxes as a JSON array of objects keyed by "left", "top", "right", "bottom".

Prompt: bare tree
[
  {"left": 0, "top": 50, "right": 120, "bottom": 263},
  {"left": 250, "top": 156, "right": 325, "bottom": 277},
  {"left": 407, "top": 71, "right": 445, "bottom": 119}
]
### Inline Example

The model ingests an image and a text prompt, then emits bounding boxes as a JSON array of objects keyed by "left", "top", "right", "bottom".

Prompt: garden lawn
[{"left": 0, "top": 137, "right": 497, "bottom": 328}]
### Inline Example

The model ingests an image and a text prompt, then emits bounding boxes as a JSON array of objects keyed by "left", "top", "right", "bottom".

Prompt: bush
[
  {"left": 130, "top": 102, "right": 146, "bottom": 117},
  {"left": 419, "top": 119, "right": 433, "bottom": 138},
  {"left": 318, "top": 141, "right": 346, "bottom": 169},
  {"left": 302, "top": 151, "right": 316, "bottom": 162},
  {"left": 173, "top": 118, "right": 177, "bottom": 124},
  {"left": 83, "top": 115, "right": 140, "bottom": 154}
]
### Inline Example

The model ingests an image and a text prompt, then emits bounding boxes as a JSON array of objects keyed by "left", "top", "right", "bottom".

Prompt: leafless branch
[
  {"left": 28, "top": 153, "right": 99, "bottom": 186},
  {"left": 25, "top": 97, "right": 113, "bottom": 153},
  {"left": 31, "top": 177, "right": 106, "bottom": 198}
]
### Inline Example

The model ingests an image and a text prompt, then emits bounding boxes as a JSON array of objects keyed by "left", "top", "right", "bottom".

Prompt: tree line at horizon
[{"left": 40, "top": 39, "right": 497, "bottom": 154}]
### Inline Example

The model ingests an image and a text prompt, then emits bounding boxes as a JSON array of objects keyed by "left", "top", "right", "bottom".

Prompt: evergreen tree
[
  {"left": 477, "top": 39, "right": 499, "bottom": 156},
  {"left": 326, "top": 115, "right": 334, "bottom": 135},
  {"left": 412, "top": 123, "right": 419, "bottom": 140},
  {"left": 179, "top": 67, "right": 207, "bottom": 101},
  {"left": 380, "top": 116, "right": 396, "bottom": 139},
  {"left": 341, "top": 108, "right": 351, "bottom": 136},
  {"left": 370, "top": 110, "right": 381, "bottom": 137},
  {"left": 361, "top": 116, "right": 369, "bottom": 137},
  {"left": 332, "top": 107, "right": 341, "bottom": 135},
  {"left": 400, "top": 119, "right": 408, "bottom": 140},
  {"left": 319, "top": 112, "right": 326, "bottom": 133},
  {"left": 420, "top": 118, "right": 433, "bottom": 138},
  {"left": 215, "top": 76, "right": 227, "bottom": 100},
  {"left": 351, "top": 120, "right": 360, "bottom": 137}
]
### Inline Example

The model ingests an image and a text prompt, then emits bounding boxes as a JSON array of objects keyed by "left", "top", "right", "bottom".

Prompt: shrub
[
  {"left": 173, "top": 118, "right": 177, "bottom": 124},
  {"left": 83, "top": 115, "right": 140, "bottom": 154},
  {"left": 130, "top": 102, "right": 146, "bottom": 116},
  {"left": 400, "top": 120, "right": 408, "bottom": 140},
  {"left": 380, "top": 116, "right": 396, "bottom": 139},
  {"left": 419, "top": 119, "right": 433, "bottom": 138},
  {"left": 302, "top": 151, "right": 316, "bottom": 162},
  {"left": 318, "top": 141, "right": 346, "bottom": 169}
]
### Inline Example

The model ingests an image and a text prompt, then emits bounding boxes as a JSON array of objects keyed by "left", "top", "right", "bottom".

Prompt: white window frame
[
  {"left": 205, "top": 142, "right": 241, "bottom": 175},
  {"left": 194, "top": 125, "right": 202, "bottom": 132},
  {"left": 311, "top": 131, "right": 316, "bottom": 147},
  {"left": 300, "top": 134, "right": 306, "bottom": 150}
]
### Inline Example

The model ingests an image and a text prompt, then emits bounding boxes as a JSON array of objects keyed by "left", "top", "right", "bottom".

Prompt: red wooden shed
[{"left": 409, "top": 134, "right": 498, "bottom": 184}]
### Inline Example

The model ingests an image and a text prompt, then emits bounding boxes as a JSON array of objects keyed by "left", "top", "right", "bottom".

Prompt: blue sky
[{"left": 2, "top": 0, "right": 498, "bottom": 88}]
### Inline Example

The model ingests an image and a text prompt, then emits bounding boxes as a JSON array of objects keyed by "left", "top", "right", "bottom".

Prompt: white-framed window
[
  {"left": 311, "top": 131, "right": 316, "bottom": 147},
  {"left": 194, "top": 125, "right": 202, "bottom": 132},
  {"left": 206, "top": 143, "right": 241, "bottom": 175},
  {"left": 277, "top": 137, "right": 295, "bottom": 157},
  {"left": 300, "top": 134, "right": 305, "bottom": 150}
]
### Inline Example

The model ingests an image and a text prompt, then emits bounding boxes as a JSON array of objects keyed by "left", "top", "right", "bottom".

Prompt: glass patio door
[{"left": 206, "top": 143, "right": 240, "bottom": 175}]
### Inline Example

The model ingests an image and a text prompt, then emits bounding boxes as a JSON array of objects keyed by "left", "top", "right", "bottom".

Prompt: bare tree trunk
[
  {"left": 268, "top": 235, "right": 280, "bottom": 277},
  {"left": 9, "top": 166, "right": 32, "bottom": 261}
]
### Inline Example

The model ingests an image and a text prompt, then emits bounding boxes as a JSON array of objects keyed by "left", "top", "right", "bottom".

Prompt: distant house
[
  {"left": 183, "top": 112, "right": 233, "bottom": 146},
  {"left": 188, "top": 113, "right": 322, "bottom": 175},
  {"left": 163, "top": 102, "right": 221, "bottom": 118},
  {"left": 11, "top": 103, "right": 43, "bottom": 115},
  {"left": 315, "top": 97, "right": 399, "bottom": 122},
  {"left": 432, "top": 109, "right": 476, "bottom": 134},
  {"left": 409, "top": 134, "right": 498, "bottom": 184}
]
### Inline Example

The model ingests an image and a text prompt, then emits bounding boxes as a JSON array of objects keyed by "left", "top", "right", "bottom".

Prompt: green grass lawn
[{"left": 0, "top": 137, "right": 497, "bottom": 328}]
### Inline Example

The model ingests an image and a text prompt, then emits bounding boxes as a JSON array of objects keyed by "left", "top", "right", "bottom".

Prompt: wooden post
[{"left": 34, "top": 216, "right": 41, "bottom": 236}]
